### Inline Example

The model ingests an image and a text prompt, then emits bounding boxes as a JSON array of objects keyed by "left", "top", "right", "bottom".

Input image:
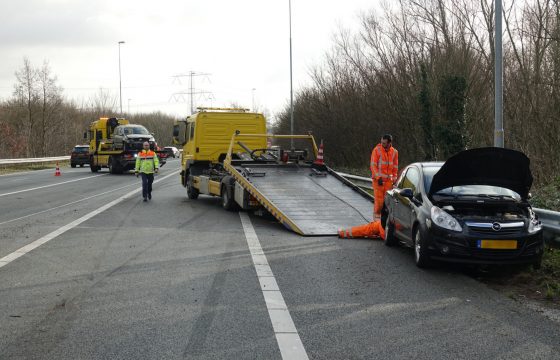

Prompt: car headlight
[
  {"left": 431, "top": 206, "right": 462, "bottom": 232},
  {"left": 528, "top": 209, "right": 542, "bottom": 234}
]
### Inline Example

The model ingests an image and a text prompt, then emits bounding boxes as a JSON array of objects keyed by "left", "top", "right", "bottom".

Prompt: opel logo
[{"left": 492, "top": 222, "right": 502, "bottom": 231}]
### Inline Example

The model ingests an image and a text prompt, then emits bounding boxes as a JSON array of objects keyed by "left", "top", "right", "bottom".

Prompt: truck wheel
[
  {"left": 90, "top": 157, "right": 99, "bottom": 173},
  {"left": 108, "top": 157, "right": 114, "bottom": 174},
  {"left": 221, "top": 184, "right": 238, "bottom": 211},
  {"left": 186, "top": 176, "right": 199, "bottom": 200}
]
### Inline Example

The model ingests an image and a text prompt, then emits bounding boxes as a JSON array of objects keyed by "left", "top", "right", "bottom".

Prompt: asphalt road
[{"left": 0, "top": 159, "right": 559, "bottom": 359}]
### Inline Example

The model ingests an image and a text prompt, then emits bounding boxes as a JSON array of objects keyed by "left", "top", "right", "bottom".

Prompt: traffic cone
[
  {"left": 54, "top": 162, "right": 61, "bottom": 176},
  {"left": 314, "top": 140, "right": 324, "bottom": 165}
]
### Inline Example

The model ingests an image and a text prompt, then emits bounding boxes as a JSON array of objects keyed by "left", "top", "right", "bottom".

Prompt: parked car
[
  {"left": 382, "top": 147, "right": 544, "bottom": 268},
  {"left": 163, "top": 146, "right": 180, "bottom": 158},
  {"left": 70, "top": 145, "right": 90, "bottom": 167}
]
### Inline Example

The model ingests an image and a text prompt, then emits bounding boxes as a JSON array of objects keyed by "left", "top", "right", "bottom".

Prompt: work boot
[{"left": 143, "top": 197, "right": 147, "bottom": 202}]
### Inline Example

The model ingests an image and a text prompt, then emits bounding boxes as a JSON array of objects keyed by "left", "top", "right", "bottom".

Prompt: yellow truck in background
[{"left": 87, "top": 117, "right": 167, "bottom": 174}]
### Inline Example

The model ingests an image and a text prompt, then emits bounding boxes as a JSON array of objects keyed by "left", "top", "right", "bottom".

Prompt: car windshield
[
  {"left": 422, "top": 166, "right": 521, "bottom": 200},
  {"left": 123, "top": 126, "right": 149, "bottom": 135},
  {"left": 73, "top": 147, "right": 88, "bottom": 153}
]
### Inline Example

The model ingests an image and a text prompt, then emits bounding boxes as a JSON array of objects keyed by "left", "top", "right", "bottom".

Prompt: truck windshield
[{"left": 123, "top": 126, "right": 149, "bottom": 135}]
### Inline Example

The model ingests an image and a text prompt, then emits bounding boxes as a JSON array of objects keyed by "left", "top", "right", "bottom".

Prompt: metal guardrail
[
  {"left": 0, "top": 156, "right": 70, "bottom": 165},
  {"left": 335, "top": 171, "right": 560, "bottom": 245}
]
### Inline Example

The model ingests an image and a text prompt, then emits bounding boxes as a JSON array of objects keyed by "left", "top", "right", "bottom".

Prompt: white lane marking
[
  {"left": 0, "top": 182, "right": 138, "bottom": 226},
  {"left": 239, "top": 212, "right": 309, "bottom": 360},
  {"left": 0, "top": 171, "right": 178, "bottom": 269},
  {"left": 0, "top": 174, "right": 107, "bottom": 198}
]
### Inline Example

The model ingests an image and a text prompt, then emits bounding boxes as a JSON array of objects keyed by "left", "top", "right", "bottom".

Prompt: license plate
[{"left": 477, "top": 240, "right": 518, "bottom": 250}]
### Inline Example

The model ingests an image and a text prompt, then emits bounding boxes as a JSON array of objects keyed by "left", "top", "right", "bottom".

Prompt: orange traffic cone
[
  {"left": 314, "top": 140, "right": 324, "bottom": 165},
  {"left": 54, "top": 162, "right": 61, "bottom": 176}
]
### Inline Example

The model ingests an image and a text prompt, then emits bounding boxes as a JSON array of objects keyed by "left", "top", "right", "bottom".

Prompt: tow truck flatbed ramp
[{"left": 233, "top": 164, "right": 373, "bottom": 235}]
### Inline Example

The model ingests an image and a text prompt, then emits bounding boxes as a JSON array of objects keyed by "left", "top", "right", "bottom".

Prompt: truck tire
[
  {"left": 108, "top": 156, "right": 115, "bottom": 174},
  {"left": 221, "top": 184, "right": 238, "bottom": 211},
  {"left": 186, "top": 175, "right": 199, "bottom": 200},
  {"left": 108, "top": 156, "right": 122, "bottom": 174},
  {"left": 90, "top": 157, "right": 99, "bottom": 173}
]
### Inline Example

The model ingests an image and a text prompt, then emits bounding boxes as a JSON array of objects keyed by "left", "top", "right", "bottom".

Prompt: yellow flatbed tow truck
[{"left": 173, "top": 108, "right": 372, "bottom": 235}]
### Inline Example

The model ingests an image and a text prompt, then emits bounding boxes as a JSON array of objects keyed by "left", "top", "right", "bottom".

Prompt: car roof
[{"left": 74, "top": 145, "right": 89, "bottom": 147}]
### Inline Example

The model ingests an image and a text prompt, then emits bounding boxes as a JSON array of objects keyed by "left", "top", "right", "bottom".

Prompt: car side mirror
[{"left": 399, "top": 188, "right": 414, "bottom": 199}]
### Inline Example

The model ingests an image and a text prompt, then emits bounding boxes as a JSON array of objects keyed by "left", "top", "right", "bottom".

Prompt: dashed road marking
[
  {"left": 239, "top": 212, "right": 309, "bottom": 360},
  {"left": 0, "top": 171, "right": 178, "bottom": 269}
]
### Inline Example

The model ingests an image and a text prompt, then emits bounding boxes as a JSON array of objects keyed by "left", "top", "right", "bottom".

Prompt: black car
[
  {"left": 70, "top": 145, "right": 90, "bottom": 167},
  {"left": 382, "top": 147, "right": 544, "bottom": 268}
]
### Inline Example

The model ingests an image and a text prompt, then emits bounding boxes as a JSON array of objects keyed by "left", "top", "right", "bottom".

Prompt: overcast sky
[{"left": 0, "top": 0, "right": 380, "bottom": 119}]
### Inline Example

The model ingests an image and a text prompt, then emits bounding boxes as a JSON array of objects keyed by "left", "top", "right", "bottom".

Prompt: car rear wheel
[
  {"left": 71, "top": 163, "right": 77, "bottom": 168},
  {"left": 383, "top": 218, "right": 397, "bottom": 247},
  {"left": 414, "top": 229, "right": 432, "bottom": 268}
]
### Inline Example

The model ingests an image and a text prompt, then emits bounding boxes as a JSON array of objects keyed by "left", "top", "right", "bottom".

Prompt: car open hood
[{"left": 428, "top": 147, "right": 533, "bottom": 199}]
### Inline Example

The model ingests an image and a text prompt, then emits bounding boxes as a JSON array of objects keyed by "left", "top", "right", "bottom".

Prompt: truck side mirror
[{"left": 172, "top": 123, "right": 187, "bottom": 145}]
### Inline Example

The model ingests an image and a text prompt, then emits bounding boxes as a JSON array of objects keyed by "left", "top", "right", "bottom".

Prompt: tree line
[
  {"left": 0, "top": 57, "right": 177, "bottom": 158},
  {"left": 274, "top": 0, "right": 560, "bottom": 184}
]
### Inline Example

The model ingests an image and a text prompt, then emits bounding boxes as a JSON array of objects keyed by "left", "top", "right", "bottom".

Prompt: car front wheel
[
  {"left": 414, "top": 229, "right": 432, "bottom": 268},
  {"left": 384, "top": 218, "right": 397, "bottom": 247}
]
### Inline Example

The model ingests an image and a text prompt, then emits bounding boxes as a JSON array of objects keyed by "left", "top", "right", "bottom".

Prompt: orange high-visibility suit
[
  {"left": 370, "top": 144, "right": 398, "bottom": 219},
  {"left": 338, "top": 220, "right": 385, "bottom": 239}
]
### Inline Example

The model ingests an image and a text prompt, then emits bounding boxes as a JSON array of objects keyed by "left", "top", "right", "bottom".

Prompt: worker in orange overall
[
  {"left": 337, "top": 134, "right": 398, "bottom": 240},
  {"left": 371, "top": 134, "right": 398, "bottom": 220},
  {"left": 338, "top": 220, "right": 385, "bottom": 239}
]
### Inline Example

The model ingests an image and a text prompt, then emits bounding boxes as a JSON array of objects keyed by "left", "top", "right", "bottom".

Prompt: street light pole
[
  {"left": 118, "top": 41, "right": 125, "bottom": 115},
  {"left": 128, "top": 98, "right": 131, "bottom": 114},
  {"left": 289, "top": 0, "right": 294, "bottom": 149},
  {"left": 494, "top": 0, "right": 504, "bottom": 147}
]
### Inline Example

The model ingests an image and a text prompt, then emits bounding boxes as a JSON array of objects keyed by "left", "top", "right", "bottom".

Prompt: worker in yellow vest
[{"left": 135, "top": 142, "right": 159, "bottom": 202}]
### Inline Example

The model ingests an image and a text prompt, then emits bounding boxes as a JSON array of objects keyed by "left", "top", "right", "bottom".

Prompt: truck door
[{"left": 95, "top": 130, "right": 102, "bottom": 153}]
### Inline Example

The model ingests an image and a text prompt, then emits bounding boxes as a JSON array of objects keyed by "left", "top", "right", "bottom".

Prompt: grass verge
[
  {"left": 478, "top": 247, "right": 560, "bottom": 307},
  {"left": 0, "top": 161, "right": 70, "bottom": 175}
]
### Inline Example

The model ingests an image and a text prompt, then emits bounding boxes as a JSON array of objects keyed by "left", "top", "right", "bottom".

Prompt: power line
[{"left": 170, "top": 71, "right": 212, "bottom": 114}]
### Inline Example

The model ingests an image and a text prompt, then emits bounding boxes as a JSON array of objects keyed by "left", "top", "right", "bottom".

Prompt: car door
[{"left": 393, "top": 166, "right": 420, "bottom": 244}]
